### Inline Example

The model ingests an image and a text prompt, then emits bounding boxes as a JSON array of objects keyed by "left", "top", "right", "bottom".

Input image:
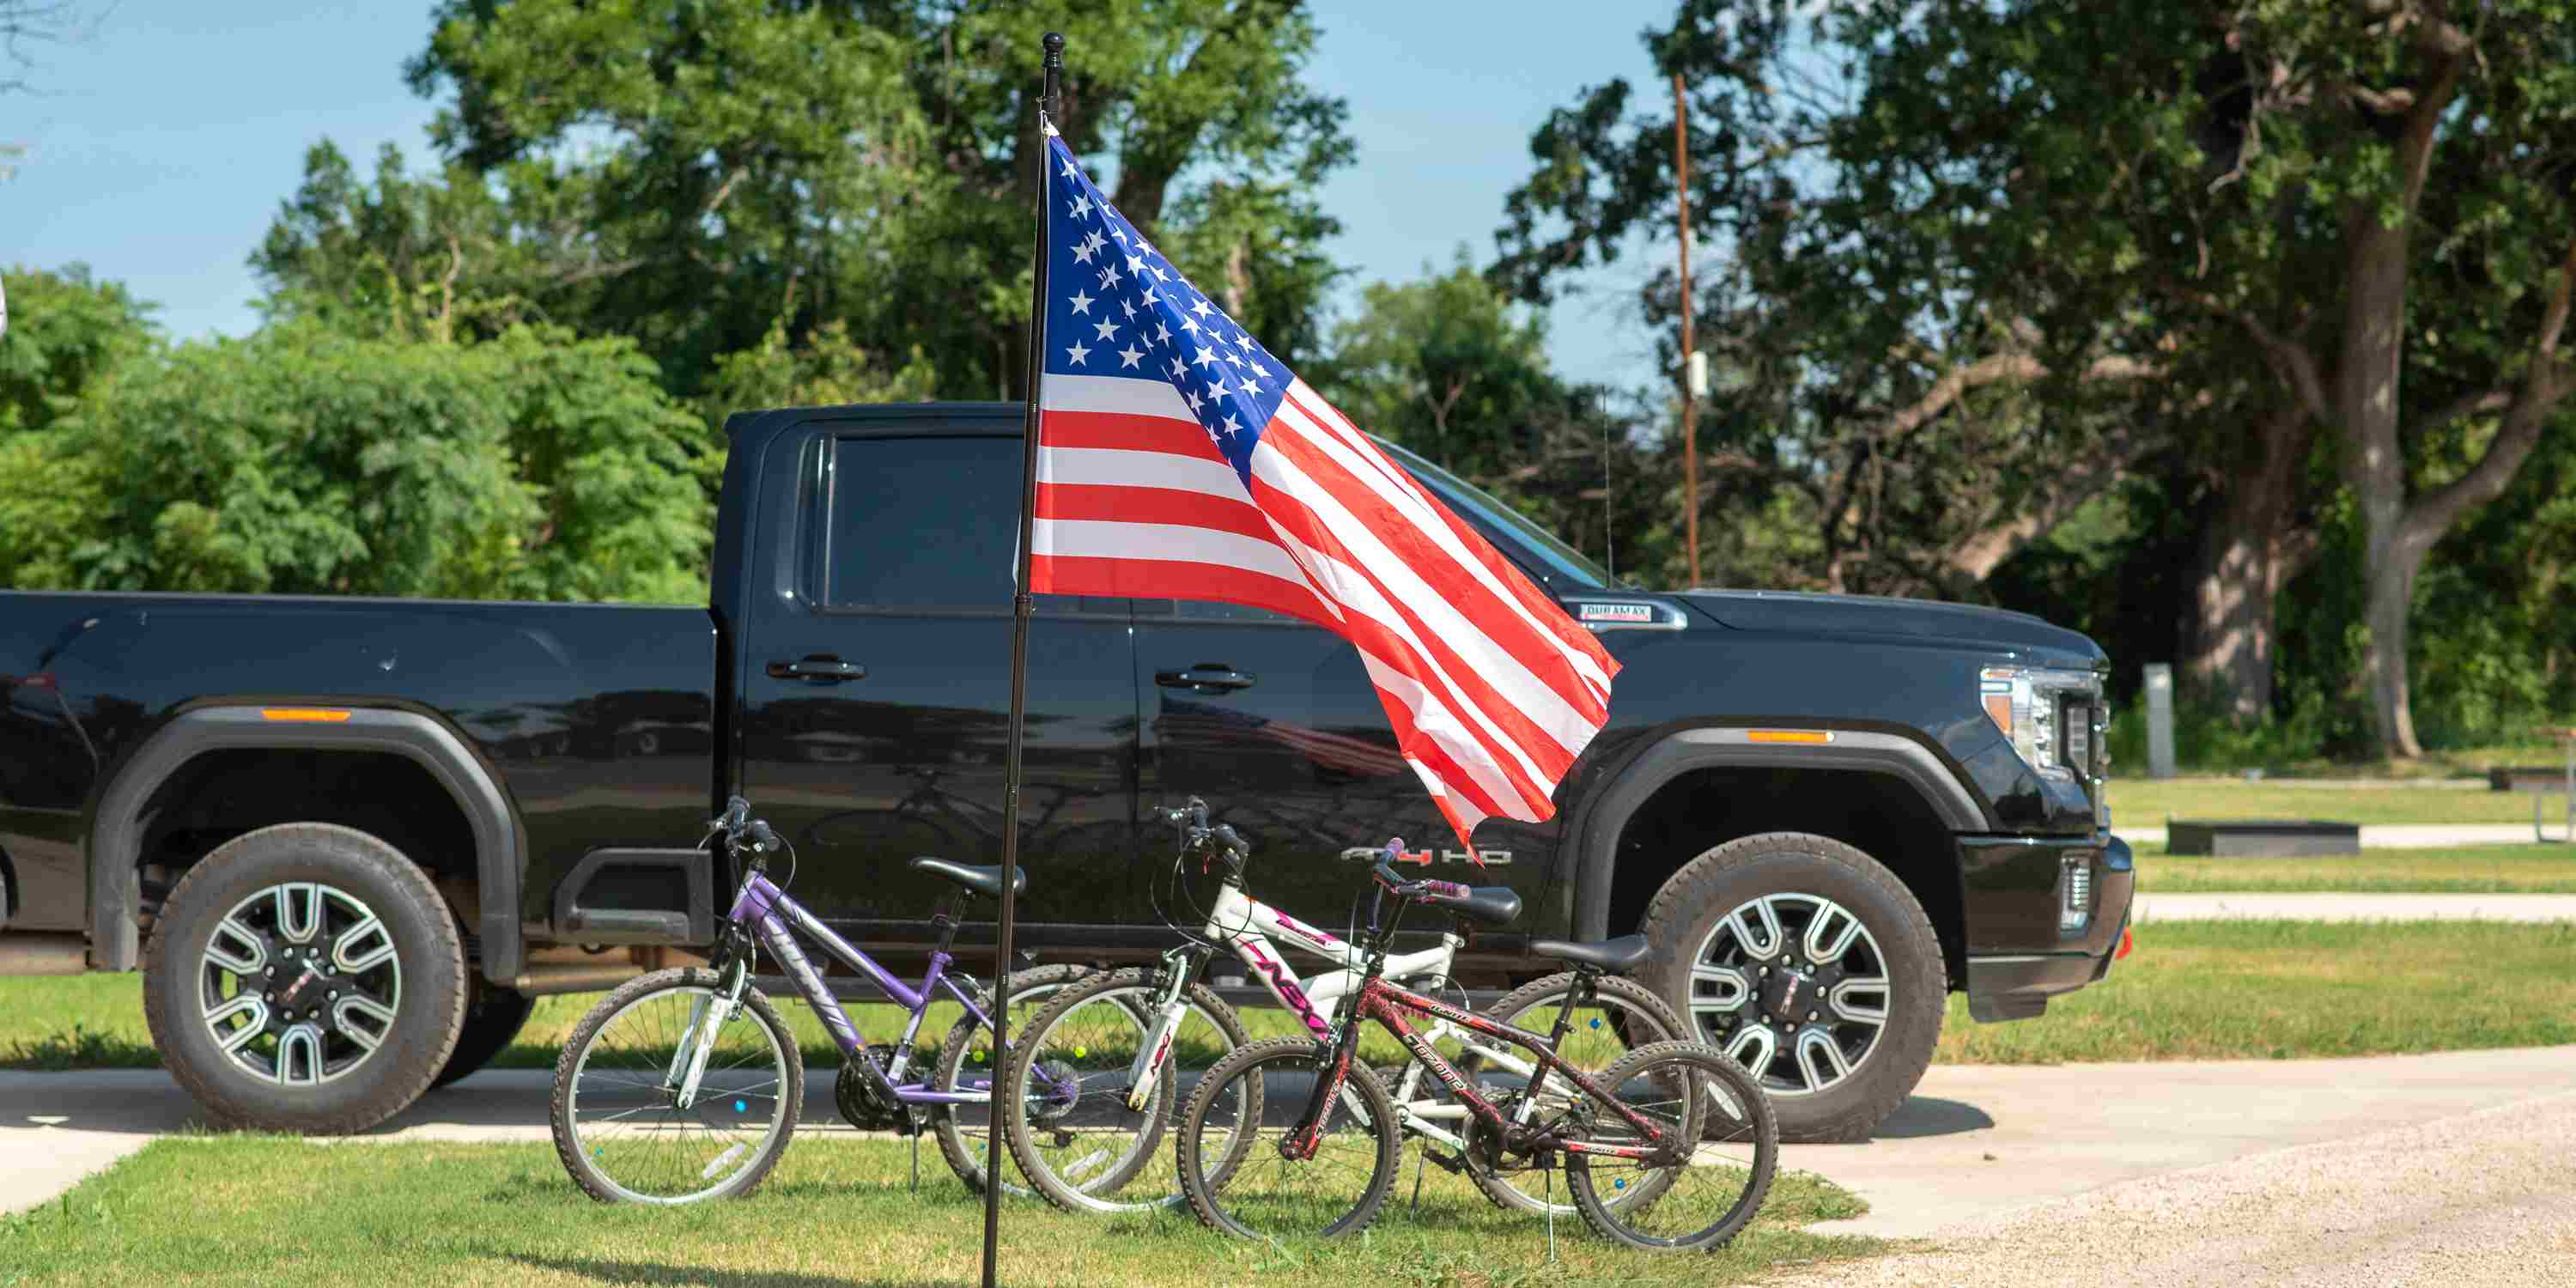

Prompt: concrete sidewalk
[
  {"left": 2134, "top": 891, "right": 2576, "bottom": 922},
  {"left": 10, "top": 1047, "right": 2576, "bottom": 1238},
  {"left": 2113, "top": 822, "right": 2557, "bottom": 848}
]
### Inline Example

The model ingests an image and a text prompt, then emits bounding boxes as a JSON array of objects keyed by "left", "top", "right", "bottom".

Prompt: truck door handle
[
  {"left": 1157, "top": 664, "right": 1256, "bottom": 692},
  {"left": 768, "top": 657, "right": 866, "bottom": 683}
]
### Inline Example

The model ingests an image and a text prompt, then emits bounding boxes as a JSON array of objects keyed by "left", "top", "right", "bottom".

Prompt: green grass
[
  {"left": 2134, "top": 843, "right": 2576, "bottom": 893},
  {"left": 0, "top": 1135, "right": 1883, "bottom": 1287},
  {"left": 2104, "top": 777, "right": 2554, "bottom": 826},
  {"left": 1935, "top": 920, "right": 2576, "bottom": 1064}
]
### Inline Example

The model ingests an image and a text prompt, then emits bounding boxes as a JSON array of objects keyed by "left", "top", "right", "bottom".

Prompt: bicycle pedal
[{"left": 1420, "top": 1149, "right": 1468, "bottom": 1176}]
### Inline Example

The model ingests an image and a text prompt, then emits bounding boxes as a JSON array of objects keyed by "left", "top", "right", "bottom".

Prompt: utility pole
[{"left": 1673, "top": 73, "right": 1702, "bottom": 588}]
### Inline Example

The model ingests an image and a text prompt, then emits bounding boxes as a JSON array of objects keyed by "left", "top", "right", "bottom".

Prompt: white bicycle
[{"left": 997, "top": 798, "right": 1687, "bottom": 1216}]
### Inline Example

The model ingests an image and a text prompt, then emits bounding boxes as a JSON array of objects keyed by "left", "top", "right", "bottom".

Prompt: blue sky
[{"left": 2, "top": 3, "right": 1673, "bottom": 392}]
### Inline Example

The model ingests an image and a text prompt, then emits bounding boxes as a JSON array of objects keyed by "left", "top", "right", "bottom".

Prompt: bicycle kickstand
[
  {"left": 1542, "top": 1157, "right": 1558, "bottom": 1263},
  {"left": 1409, "top": 1145, "right": 1426, "bottom": 1212},
  {"left": 908, "top": 1131, "right": 920, "bottom": 1196}
]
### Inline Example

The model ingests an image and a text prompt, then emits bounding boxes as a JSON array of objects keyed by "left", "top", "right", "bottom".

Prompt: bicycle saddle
[
  {"left": 1417, "top": 883, "right": 1522, "bottom": 927},
  {"left": 1528, "top": 933, "right": 1651, "bottom": 974},
  {"left": 908, "top": 856, "right": 1029, "bottom": 899}
]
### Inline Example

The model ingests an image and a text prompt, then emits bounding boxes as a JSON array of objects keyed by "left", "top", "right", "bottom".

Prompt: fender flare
[
  {"left": 1564, "top": 726, "right": 1987, "bottom": 941},
  {"left": 88, "top": 706, "right": 525, "bottom": 982}
]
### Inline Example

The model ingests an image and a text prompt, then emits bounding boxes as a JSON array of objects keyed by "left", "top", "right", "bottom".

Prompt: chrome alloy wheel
[
  {"left": 1685, "top": 893, "right": 1890, "bottom": 1097},
  {"left": 197, "top": 882, "right": 403, "bottom": 1085}
]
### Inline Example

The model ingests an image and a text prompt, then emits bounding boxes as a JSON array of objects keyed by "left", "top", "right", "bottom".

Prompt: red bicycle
[{"left": 1174, "top": 843, "right": 1778, "bottom": 1251}]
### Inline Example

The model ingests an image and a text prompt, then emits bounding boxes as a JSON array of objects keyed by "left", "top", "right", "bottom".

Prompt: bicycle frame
[
  {"left": 672, "top": 869, "right": 993, "bottom": 1111},
  {"left": 1116, "top": 880, "right": 1546, "bottom": 1152},
  {"left": 1289, "top": 971, "right": 1673, "bottom": 1164}
]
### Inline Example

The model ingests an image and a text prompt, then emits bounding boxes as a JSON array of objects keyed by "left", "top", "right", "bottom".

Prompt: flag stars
[
  {"left": 1071, "top": 239, "right": 1098, "bottom": 265},
  {"left": 1126, "top": 253, "right": 1146, "bottom": 275},
  {"left": 1224, "top": 350, "right": 1247, "bottom": 369},
  {"left": 1065, "top": 340, "right": 1092, "bottom": 367},
  {"left": 1067, "top": 289, "right": 1095, "bottom": 315},
  {"left": 1190, "top": 297, "right": 1214, "bottom": 319},
  {"left": 1117, "top": 344, "right": 1144, "bottom": 369},
  {"left": 1193, "top": 345, "right": 1218, "bottom": 368},
  {"left": 1240, "top": 374, "right": 1264, "bottom": 397},
  {"left": 1121, "top": 299, "right": 1136, "bottom": 321},
  {"left": 1154, "top": 322, "right": 1173, "bottom": 346},
  {"left": 1068, "top": 195, "right": 1093, "bottom": 220},
  {"left": 1092, "top": 317, "right": 1120, "bottom": 343},
  {"left": 1167, "top": 356, "right": 1187, "bottom": 380},
  {"left": 1207, "top": 377, "right": 1232, "bottom": 400},
  {"left": 1098, "top": 264, "right": 1122, "bottom": 289},
  {"left": 1220, "top": 414, "right": 1241, "bottom": 437},
  {"left": 1184, "top": 388, "right": 1206, "bottom": 416}
]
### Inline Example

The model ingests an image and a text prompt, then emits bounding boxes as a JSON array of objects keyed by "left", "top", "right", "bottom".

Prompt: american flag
[{"left": 1026, "top": 136, "right": 1620, "bottom": 849}]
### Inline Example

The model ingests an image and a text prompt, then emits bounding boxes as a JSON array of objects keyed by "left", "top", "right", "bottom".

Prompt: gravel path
[{"left": 1767, "top": 1091, "right": 2576, "bottom": 1287}]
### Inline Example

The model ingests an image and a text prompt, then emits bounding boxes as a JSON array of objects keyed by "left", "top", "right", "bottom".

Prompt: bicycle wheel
[
  {"left": 1437, "top": 972, "right": 1686, "bottom": 1215},
  {"left": 1566, "top": 1041, "right": 1777, "bottom": 1251},
  {"left": 1001, "top": 965, "right": 1253, "bottom": 1214},
  {"left": 928, "top": 963, "right": 1091, "bottom": 1195},
  {"left": 550, "top": 968, "right": 802, "bottom": 1205},
  {"left": 1177, "top": 1036, "right": 1400, "bottom": 1241}
]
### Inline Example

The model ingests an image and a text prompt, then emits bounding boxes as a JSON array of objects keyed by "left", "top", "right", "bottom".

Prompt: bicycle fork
[
  {"left": 671, "top": 957, "right": 750, "bottom": 1110},
  {"left": 1122, "top": 943, "right": 1208, "bottom": 1111}
]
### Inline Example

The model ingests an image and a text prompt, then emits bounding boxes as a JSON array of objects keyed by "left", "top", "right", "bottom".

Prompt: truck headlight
[{"left": 1978, "top": 665, "right": 2102, "bottom": 784}]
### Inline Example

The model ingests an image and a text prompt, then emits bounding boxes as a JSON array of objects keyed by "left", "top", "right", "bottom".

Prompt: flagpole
[{"left": 984, "top": 28, "right": 1061, "bottom": 1288}]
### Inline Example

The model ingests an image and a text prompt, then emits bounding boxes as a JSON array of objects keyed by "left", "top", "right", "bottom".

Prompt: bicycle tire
[
  {"left": 550, "top": 968, "right": 802, "bottom": 1205},
  {"left": 1176, "top": 1036, "right": 1400, "bottom": 1241},
  {"left": 1565, "top": 1040, "right": 1777, "bottom": 1251},
  {"left": 999, "top": 965, "right": 1255, "bottom": 1215},
  {"left": 927, "top": 963, "right": 1093, "bottom": 1195}
]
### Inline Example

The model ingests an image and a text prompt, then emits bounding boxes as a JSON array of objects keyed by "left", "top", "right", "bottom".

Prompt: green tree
[
  {"left": 329, "top": 0, "right": 1352, "bottom": 404},
  {"left": 0, "top": 263, "right": 155, "bottom": 431},
  {"left": 1499, "top": 1, "right": 2576, "bottom": 756},
  {"left": 0, "top": 264, "right": 153, "bottom": 589},
  {"left": 1314, "top": 255, "right": 1668, "bottom": 583},
  {"left": 55, "top": 322, "right": 713, "bottom": 602}
]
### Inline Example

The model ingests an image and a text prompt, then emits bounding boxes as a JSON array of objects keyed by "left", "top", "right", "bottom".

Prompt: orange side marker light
[
  {"left": 260, "top": 708, "right": 352, "bottom": 723},
  {"left": 1746, "top": 729, "right": 1833, "bottom": 744},
  {"left": 2116, "top": 926, "right": 2135, "bottom": 961}
]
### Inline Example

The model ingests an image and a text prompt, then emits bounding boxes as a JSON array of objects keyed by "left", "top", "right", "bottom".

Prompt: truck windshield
[{"left": 1375, "top": 438, "right": 1625, "bottom": 591}]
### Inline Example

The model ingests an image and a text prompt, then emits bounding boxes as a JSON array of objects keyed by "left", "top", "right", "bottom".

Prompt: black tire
[
  {"left": 927, "top": 963, "right": 1094, "bottom": 1195},
  {"left": 1176, "top": 1036, "right": 1400, "bottom": 1242},
  {"left": 1448, "top": 971, "right": 1689, "bottom": 1214},
  {"left": 429, "top": 981, "right": 535, "bottom": 1090},
  {"left": 1638, "top": 831, "right": 1945, "bottom": 1143},
  {"left": 550, "top": 968, "right": 801, "bottom": 1205},
  {"left": 141, "top": 823, "right": 469, "bottom": 1135},
  {"left": 1567, "top": 1041, "right": 1777, "bottom": 1251},
  {"left": 999, "top": 964, "right": 1255, "bottom": 1215}
]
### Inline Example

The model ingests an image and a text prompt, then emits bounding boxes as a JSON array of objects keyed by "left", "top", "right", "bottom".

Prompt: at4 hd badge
[{"left": 1340, "top": 846, "right": 1510, "bottom": 867}]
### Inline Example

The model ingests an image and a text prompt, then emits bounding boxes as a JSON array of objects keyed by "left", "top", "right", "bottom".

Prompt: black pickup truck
[{"left": 0, "top": 401, "right": 2131, "bottom": 1141}]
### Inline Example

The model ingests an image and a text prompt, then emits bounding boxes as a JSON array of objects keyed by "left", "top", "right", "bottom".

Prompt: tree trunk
[
  {"left": 2336, "top": 210, "right": 2426, "bottom": 757},
  {"left": 2184, "top": 407, "right": 2316, "bottom": 723}
]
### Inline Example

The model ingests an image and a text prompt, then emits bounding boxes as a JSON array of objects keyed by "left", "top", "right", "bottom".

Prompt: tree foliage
[
  {"left": 253, "top": 0, "right": 1352, "bottom": 407},
  {"left": 0, "top": 263, "right": 153, "bottom": 431},
  {"left": 1313, "top": 255, "right": 1663, "bottom": 582},
  {"left": 48, "top": 323, "right": 712, "bottom": 602},
  {"left": 1499, "top": 0, "right": 2576, "bottom": 754}
]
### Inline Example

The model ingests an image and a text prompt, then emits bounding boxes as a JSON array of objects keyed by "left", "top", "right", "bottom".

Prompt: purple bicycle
[{"left": 549, "top": 797, "right": 1084, "bottom": 1204}]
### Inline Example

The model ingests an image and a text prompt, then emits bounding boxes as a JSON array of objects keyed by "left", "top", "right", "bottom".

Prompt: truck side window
[{"left": 821, "top": 436, "right": 1120, "bottom": 616}]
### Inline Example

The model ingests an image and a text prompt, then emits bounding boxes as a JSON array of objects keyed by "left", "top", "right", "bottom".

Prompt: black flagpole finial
[{"left": 1042, "top": 30, "right": 1064, "bottom": 65}]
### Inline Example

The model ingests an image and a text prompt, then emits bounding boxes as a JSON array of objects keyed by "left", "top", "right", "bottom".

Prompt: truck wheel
[
  {"left": 429, "top": 981, "right": 536, "bottom": 1089},
  {"left": 1637, "top": 832, "right": 1943, "bottom": 1144},
  {"left": 142, "top": 823, "right": 467, "bottom": 1134}
]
